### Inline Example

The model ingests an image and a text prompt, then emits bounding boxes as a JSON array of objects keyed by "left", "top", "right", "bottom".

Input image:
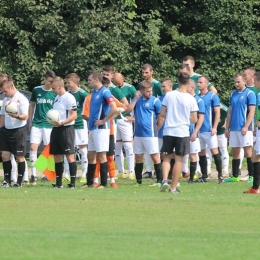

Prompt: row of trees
[{"left": 0, "top": 0, "right": 260, "bottom": 102}]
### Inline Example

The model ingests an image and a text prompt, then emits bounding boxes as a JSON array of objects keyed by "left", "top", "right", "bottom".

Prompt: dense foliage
[{"left": 0, "top": 0, "right": 259, "bottom": 102}]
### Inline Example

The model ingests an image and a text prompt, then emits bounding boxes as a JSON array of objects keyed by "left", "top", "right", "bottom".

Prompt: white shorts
[
  {"left": 254, "top": 129, "right": 260, "bottom": 155},
  {"left": 158, "top": 138, "right": 163, "bottom": 151},
  {"left": 116, "top": 119, "right": 133, "bottom": 141},
  {"left": 133, "top": 136, "right": 159, "bottom": 155},
  {"left": 30, "top": 126, "right": 52, "bottom": 145},
  {"left": 199, "top": 132, "right": 218, "bottom": 150},
  {"left": 88, "top": 129, "right": 110, "bottom": 153},
  {"left": 190, "top": 138, "right": 201, "bottom": 154},
  {"left": 74, "top": 128, "right": 88, "bottom": 145},
  {"left": 217, "top": 134, "right": 228, "bottom": 148},
  {"left": 229, "top": 131, "right": 253, "bottom": 148}
]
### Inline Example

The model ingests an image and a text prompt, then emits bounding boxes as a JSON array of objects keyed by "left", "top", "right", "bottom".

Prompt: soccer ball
[
  {"left": 46, "top": 109, "right": 59, "bottom": 123},
  {"left": 5, "top": 100, "right": 18, "bottom": 113}
]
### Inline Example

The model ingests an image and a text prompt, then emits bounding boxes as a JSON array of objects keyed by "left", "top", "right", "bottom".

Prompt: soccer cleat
[
  {"left": 93, "top": 182, "right": 99, "bottom": 188},
  {"left": 134, "top": 183, "right": 142, "bottom": 187},
  {"left": 52, "top": 184, "right": 63, "bottom": 188},
  {"left": 240, "top": 174, "right": 249, "bottom": 182},
  {"left": 195, "top": 177, "right": 209, "bottom": 183},
  {"left": 13, "top": 183, "right": 21, "bottom": 188},
  {"left": 243, "top": 187, "right": 259, "bottom": 194},
  {"left": 79, "top": 177, "right": 86, "bottom": 183},
  {"left": 62, "top": 176, "right": 71, "bottom": 182},
  {"left": 169, "top": 188, "right": 180, "bottom": 194},
  {"left": 218, "top": 178, "right": 224, "bottom": 184},
  {"left": 29, "top": 175, "right": 38, "bottom": 185},
  {"left": 96, "top": 185, "right": 107, "bottom": 189},
  {"left": 81, "top": 183, "right": 94, "bottom": 188},
  {"left": 224, "top": 176, "right": 240, "bottom": 182},
  {"left": 229, "top": 170, "right": 242, "bottom": 177},
  {"left": 128, "top": 172, "right": 136, "bottom": 180},
  {"left": 23, "top": 180, "right": 29, "bottom": 185},
  {"left": 142, "top": 171, "right": 152, "bottom": 178},
  {"left": 67, "top": 183, "right": 76, "bottom": 189},
  {"left": 1, "top": 181, "right": 11, "bottom": 188},
  {"left": 41, "top": 176, "right": 49, "bottom": 182},
  {"left": 167, "top": 179, "right": 172, "bottom": 184},
  {"left": 110, "top": 182, "right": 118, "bottom": 188},
  {"left": 188, "top": 179, "right": 194, "bottom": 184},
  {"left": 247, "top": 176, "right": 253, "bottom": 183},
  {"left": 118, "top": 172, "right": 127, "bottom": 179},
  {"left": 149, "top": 182, "right": 161, "bottom": 187},
  {"left": 160, "top": 180, "right": 169, "bottom": 192}
]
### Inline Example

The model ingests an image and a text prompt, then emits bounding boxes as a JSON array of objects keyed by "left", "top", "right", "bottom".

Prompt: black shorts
[
  {"left": 106, "top": 135, "right": 115, "bottom": 156},
  {"left": 160, "top": 135, "right": 190, "bottom": 156},
  {"left": 50, "top": 125, "right": 75, "bottom": 155},
  {"left": 0, "top": 126, "right": 27, "bottom": 156}
]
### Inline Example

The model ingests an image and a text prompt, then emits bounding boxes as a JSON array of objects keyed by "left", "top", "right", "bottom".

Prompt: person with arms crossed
[
  {"left": 225, "top": 73, "right": 256, "bottom": 182},
  {"left": 49, "top": 77, "right": 77, "bottom": 189},
  {"left": 160, "top": 72, "right": 198, "bottom": 193},
  {"left": 0, "top": 77, "right": 29, "bottom": 188}
]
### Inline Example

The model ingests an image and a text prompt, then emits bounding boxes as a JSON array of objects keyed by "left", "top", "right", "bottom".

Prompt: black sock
[
  {"left": 55, "top": 162, "right": 64, "bottom": 186},
  {"left": 100, "top": 162, "right": 108, "bottom": 187},
  {"left": 252, "top": 162, "right": 260, "bottom": 189},
  {"left": 17, "top": 161, "right": 25, "bottom": 185},
  {"left": 168, "top": 159, "right": 175, "bottom": 179},
  {"left": 3, "top": 160, "right": 12, "bottom": 184},
  {"left": 135, "top": 163, "right": 143, "bottom": 184},
  {"left": 199, "top": 155, "right": 207, "bottom": 179},
  {"left": 213, "top": 153, "right": 222, "bottom": 178},
  {"left": 154, "top": 163, "right": 162, "bottom": 183},
  {"left": 247, "top": 157, "right": 253, "bottom": 177},
  {"left": 69, "top": 161, "right": 77, "bottom": 186},
  {"left": 87, "top": 164, "right": 96, "bottom": 186},
  {"left": 189, "top": 161, "right": 197, "bottom": 181},
  {"left": 232, "top": 159, "right": 240, "bottom": 177}
]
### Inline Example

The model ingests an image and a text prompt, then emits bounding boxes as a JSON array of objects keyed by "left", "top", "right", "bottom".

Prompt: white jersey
[
  {"left": 53, "top": 92, "right": 77, "bottom": 126},
  {"left": 0, "top": 91, "right": 29, "bottom": 129},
  {"left": 162, "top": 90, "right": 198, "bottom": 137}
]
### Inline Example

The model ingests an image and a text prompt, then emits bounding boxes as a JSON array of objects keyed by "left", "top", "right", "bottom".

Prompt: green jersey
[
  {"left": 109, "top": 84, "right": 125, "bottom": 101},
  {"left": 172, "top": 73, "right": 213, "bottom": 94},
  {"left": 217, "top": 103, "right": 228, "bottom": 135},
  {"left": 247, "top": 85, "right": 260, "bottom": 124},
  {"left": 68, "top": 88, "right": 88, "bottom": 129},
  {"left": 31, "top": 85, "right": 56, "bottom": 128},
  {"left": 136, "top": 79, "right": 163, "bottom": 97}
]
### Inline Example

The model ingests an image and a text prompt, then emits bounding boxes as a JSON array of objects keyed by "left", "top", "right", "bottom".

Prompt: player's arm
[
  {"left": 225, "top": 106, "right": 232, "bottom": 138},
  {"left": 125, "top": 91, "right": 140, "bottom": 113},
  {"left": 28, "top": 101, "right": 36, "bottom": 130},
  {"left": 212, "top": 106, "right": 220, "bottom": 135},
  {"left": 190, "top": 111, "right": 198, "bottom": 124},
  {"left": 160, "top": 105, "right": 167, "bottom": 119},
  {"left": 94, "top": 101, "right": 117, "bottom": 126},
  {"left": 157, "top": 114, "right": 164, "bottom": 130},
  {"left": 193, "top": 113, "right": 204, "bottom": 135},
  {"left": 82, "top": 95, "right": 91, "bottom": 121},
  {"left": 244, "top": 105, "right": 255, "bottom": 129},
  {"left": 0, "top": 115, "right": 4, "bottom": 127}
]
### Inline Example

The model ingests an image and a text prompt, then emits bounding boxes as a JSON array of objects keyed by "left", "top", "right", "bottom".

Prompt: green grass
[{"left": 0, "top": 177, "right": 260, "bottom": 260}]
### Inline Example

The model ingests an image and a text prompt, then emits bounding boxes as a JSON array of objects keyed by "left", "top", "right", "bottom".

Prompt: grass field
[{"left": 0, "top": 176, "right": 259, "bottom": 260}]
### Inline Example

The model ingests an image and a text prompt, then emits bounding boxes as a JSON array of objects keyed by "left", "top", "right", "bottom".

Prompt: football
[
  {"left": 5, "top": 100, "right": 18, "bottom": 114},
  {"left": 46, "top": 109, "right": 60, "bottom": 123}
]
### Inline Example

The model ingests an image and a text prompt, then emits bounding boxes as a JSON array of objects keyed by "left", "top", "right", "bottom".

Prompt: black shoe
[
  {"left": 67, "top": 183, "right": 76, "bottom": 189},
  {"left": 218, "top": 178, "right": 224, "bottom": 184},
  {"left": 52, "top": 183, "right": 63, "bottom": 188},
  {"left": 142, "top": 171, "right": 152, "bottom": 178},
  {"left": 169, "top": 188, "right": 180, "bottom": 194},
  {"left": 195, "top": 177, "right": 209, "bottom": 183},
  {"left": 1, "top": 181, "right": 11, "bottom": 188},
  {"left": 188, "top": 179, "right": 194, "bottom": 184},
  {"left": 30, "top": 175, "right": 38, "bottom": 184},
  {"left": 42, "top": 176, "right": 49, "bottom": 182},
  {"left": 13, "top": 183, "right": 21, "bottom": 188}
]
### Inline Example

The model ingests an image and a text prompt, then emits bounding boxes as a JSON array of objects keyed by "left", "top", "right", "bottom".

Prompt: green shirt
[
  {"left": 109, "top": 84, "right": 125, "bottom": 101},
  {"left": 68, "top": 88, "right": 88, "bottom": 129},
  {"left": 136, "top": 79, "right": 163, "bottom": 97},
  {"left": 247, "top": 85, "right": 260, "bottom": 124},
  {"left": 31, "top": 86, "right": 56, "bottom": 128},
  {"left": 172, "top": 73, "right": 213, "bottom": 94},
  {"left": 217, "top": 103, "right": 228, "bottom": 135}
]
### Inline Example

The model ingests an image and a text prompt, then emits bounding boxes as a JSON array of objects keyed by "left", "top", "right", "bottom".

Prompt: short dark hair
[
  {"left": 102, "top": 76, "right": 110, "bottom": 86},
  {"left": 178, "top": 72, "right": 190, "bottom": 85},
  {"left": 234, "top": 73, "right": 245, "bottom": 79},
  {"left": 198, "top": 75, "right": 209, "bottom": 84},
  {"left": 179, "top": 64, "right": 191, "bottom": 72},
  {"left": 142, "top": 63, "right": 153, "bottom": 71},
  {"left": 140, "top": 80, "right": 152, "bottom": 89},
  {"left": 89, "top": 70, "right": 103, "bottom": 82},
  {"left": 161, "top": 77, "right": 172, "bottom": 85},
  {"left": 44, "top": 70, "right": 56, "bottom": 79},
  {"left": 0, "top": 75, "right": 14, "bottom": 89},
  {"left": 254, "top": 71, "right": 260, "bottom": 81},
  {"left": 182, "top": 55, "right": 195, "bottom": 63},
  {"left": 103, "top": 65, "right": 114, "bottom": 73}
]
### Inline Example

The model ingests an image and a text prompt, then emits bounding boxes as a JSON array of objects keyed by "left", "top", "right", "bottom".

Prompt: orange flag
[{"left": 34, "top": 144, "right": 56, "bottom": 181}]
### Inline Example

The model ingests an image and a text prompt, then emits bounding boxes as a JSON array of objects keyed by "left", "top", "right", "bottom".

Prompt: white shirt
[
  {"left": 162, "top": 90, "right": 198, "bottom": 137},
  {"left": 0, "top": 91, "right": 29, "bottom": 129},
  {"left": 53, "top": 92, "right": 77, "bottom": 126}
]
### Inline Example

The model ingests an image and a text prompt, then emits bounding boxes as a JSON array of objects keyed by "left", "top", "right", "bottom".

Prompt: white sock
[
  {"left": 80, "top": 147, "right": 88, "bottom": 177},
  {"left": 23, "top": 161, "right": 29, "bottom": 181},
  {"left": 11, "top": 154, "right": 17, "bottom": 182},
  {"left": 94, "top": 178, "right": 99, "bottom": 183},
  {"left": 64, "top": 156, "right": 70, "bottom": 177},
  {"left": 239, "top": 148, "right": 244, "bottom": 169},
  {"left": 123, "top": 142, "right": 134, "bottom": 172},
  {"left": 29, "top": 150, "right": 37, "bottom": 177},
  {"left": 196, "top": 153, "right": 201, "bottom": 173},
  {"left": 182, "top": 154, "right": 189, "bottom": 173},
  {"left": 206, "top": 147, "right": 212, "bottom": 174},
  {"left": 144, "top": 153, "right": 152, "bottom": 172},
  {"left": 115, "top": 142, "right": 124, "bottom": 172},
  {"left": 220, "top": 146, "right": 229, "bottom": 173},
  {"left": 110, "top": 178, "right": 115, "bottom": 183}
]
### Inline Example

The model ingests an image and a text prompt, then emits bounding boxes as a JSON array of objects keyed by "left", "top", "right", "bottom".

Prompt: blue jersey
[
  {"left": 229, "top": 88, "right": 256, "bottom": 131},
  {"left": 199, "top": 91, "right": 220, "bottom": 133},
  {"left": 158, "top": 95, "right": 165, "bottom": 138},
  {"left": 189, "top": 95, "right": 205, "bottom": 135},
  {"left": 88, "top": 86, "right": 114, "bottom": 131},
  {"left": 134, "top": 96, "right": 162, "bottom": 137}
]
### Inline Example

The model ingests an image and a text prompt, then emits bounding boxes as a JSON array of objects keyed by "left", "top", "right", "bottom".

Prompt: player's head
[
  {"left": 43, "top": 70, "right": 56, "bottom": 89},
  {"left": 102, "top": 65, "right": 114, "bottom": 83},
  {"left": 254, "top": 71, "right": 260, "bottom": 89},
  {"left": 51, "top": 76, "right": 65, "bottom": 95},
  {"left": 0, "top": 76, "right": 16, "bottom": 97},
  {"left": 243, "top": 67, "right": 255, "bottom": 85},
  {"left": 197, "top": 76, "right": 209, "bottom": 92},
  {"left": 112, "top": 72, "right": 125, "bottom": 87},
  {"left": 161, "top": 77, "right": 172, "bottom": 94},
  {"left": 65, "top": 73, "right": 80, "bottom": 91},
  {"left": 0, "top": 73, "right": 8, "bottom": 91},
  {"left": 234, "top": 73, "right": 246, "bottom": 91},
  {"left": 141, "top": 63, "right": 154, "bottom": 81},
  {"left": 140, "top": 80, "right": 153, "bottom": 98},
  {"left": 182, "top": 55, "right": 195, "bottom": 71},
  {"left": 179, "top": 64, "right": 191, "bottom": 75},
  {"left": 88, "top": 71, "right": 103, "bottom": 89},
  {"left": 187, "top": 79, "right": 196, "bottom": 95},
  {"left": 177, "top": 72, "right": 190, "bottom": 86},
  {"left": 102, "top": 76, "right": 110, "bottom": 88}
]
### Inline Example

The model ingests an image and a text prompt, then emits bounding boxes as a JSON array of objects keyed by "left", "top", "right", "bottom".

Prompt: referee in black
[{"left": 0, "top": 76, "right": 29, "bottom": 188}]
